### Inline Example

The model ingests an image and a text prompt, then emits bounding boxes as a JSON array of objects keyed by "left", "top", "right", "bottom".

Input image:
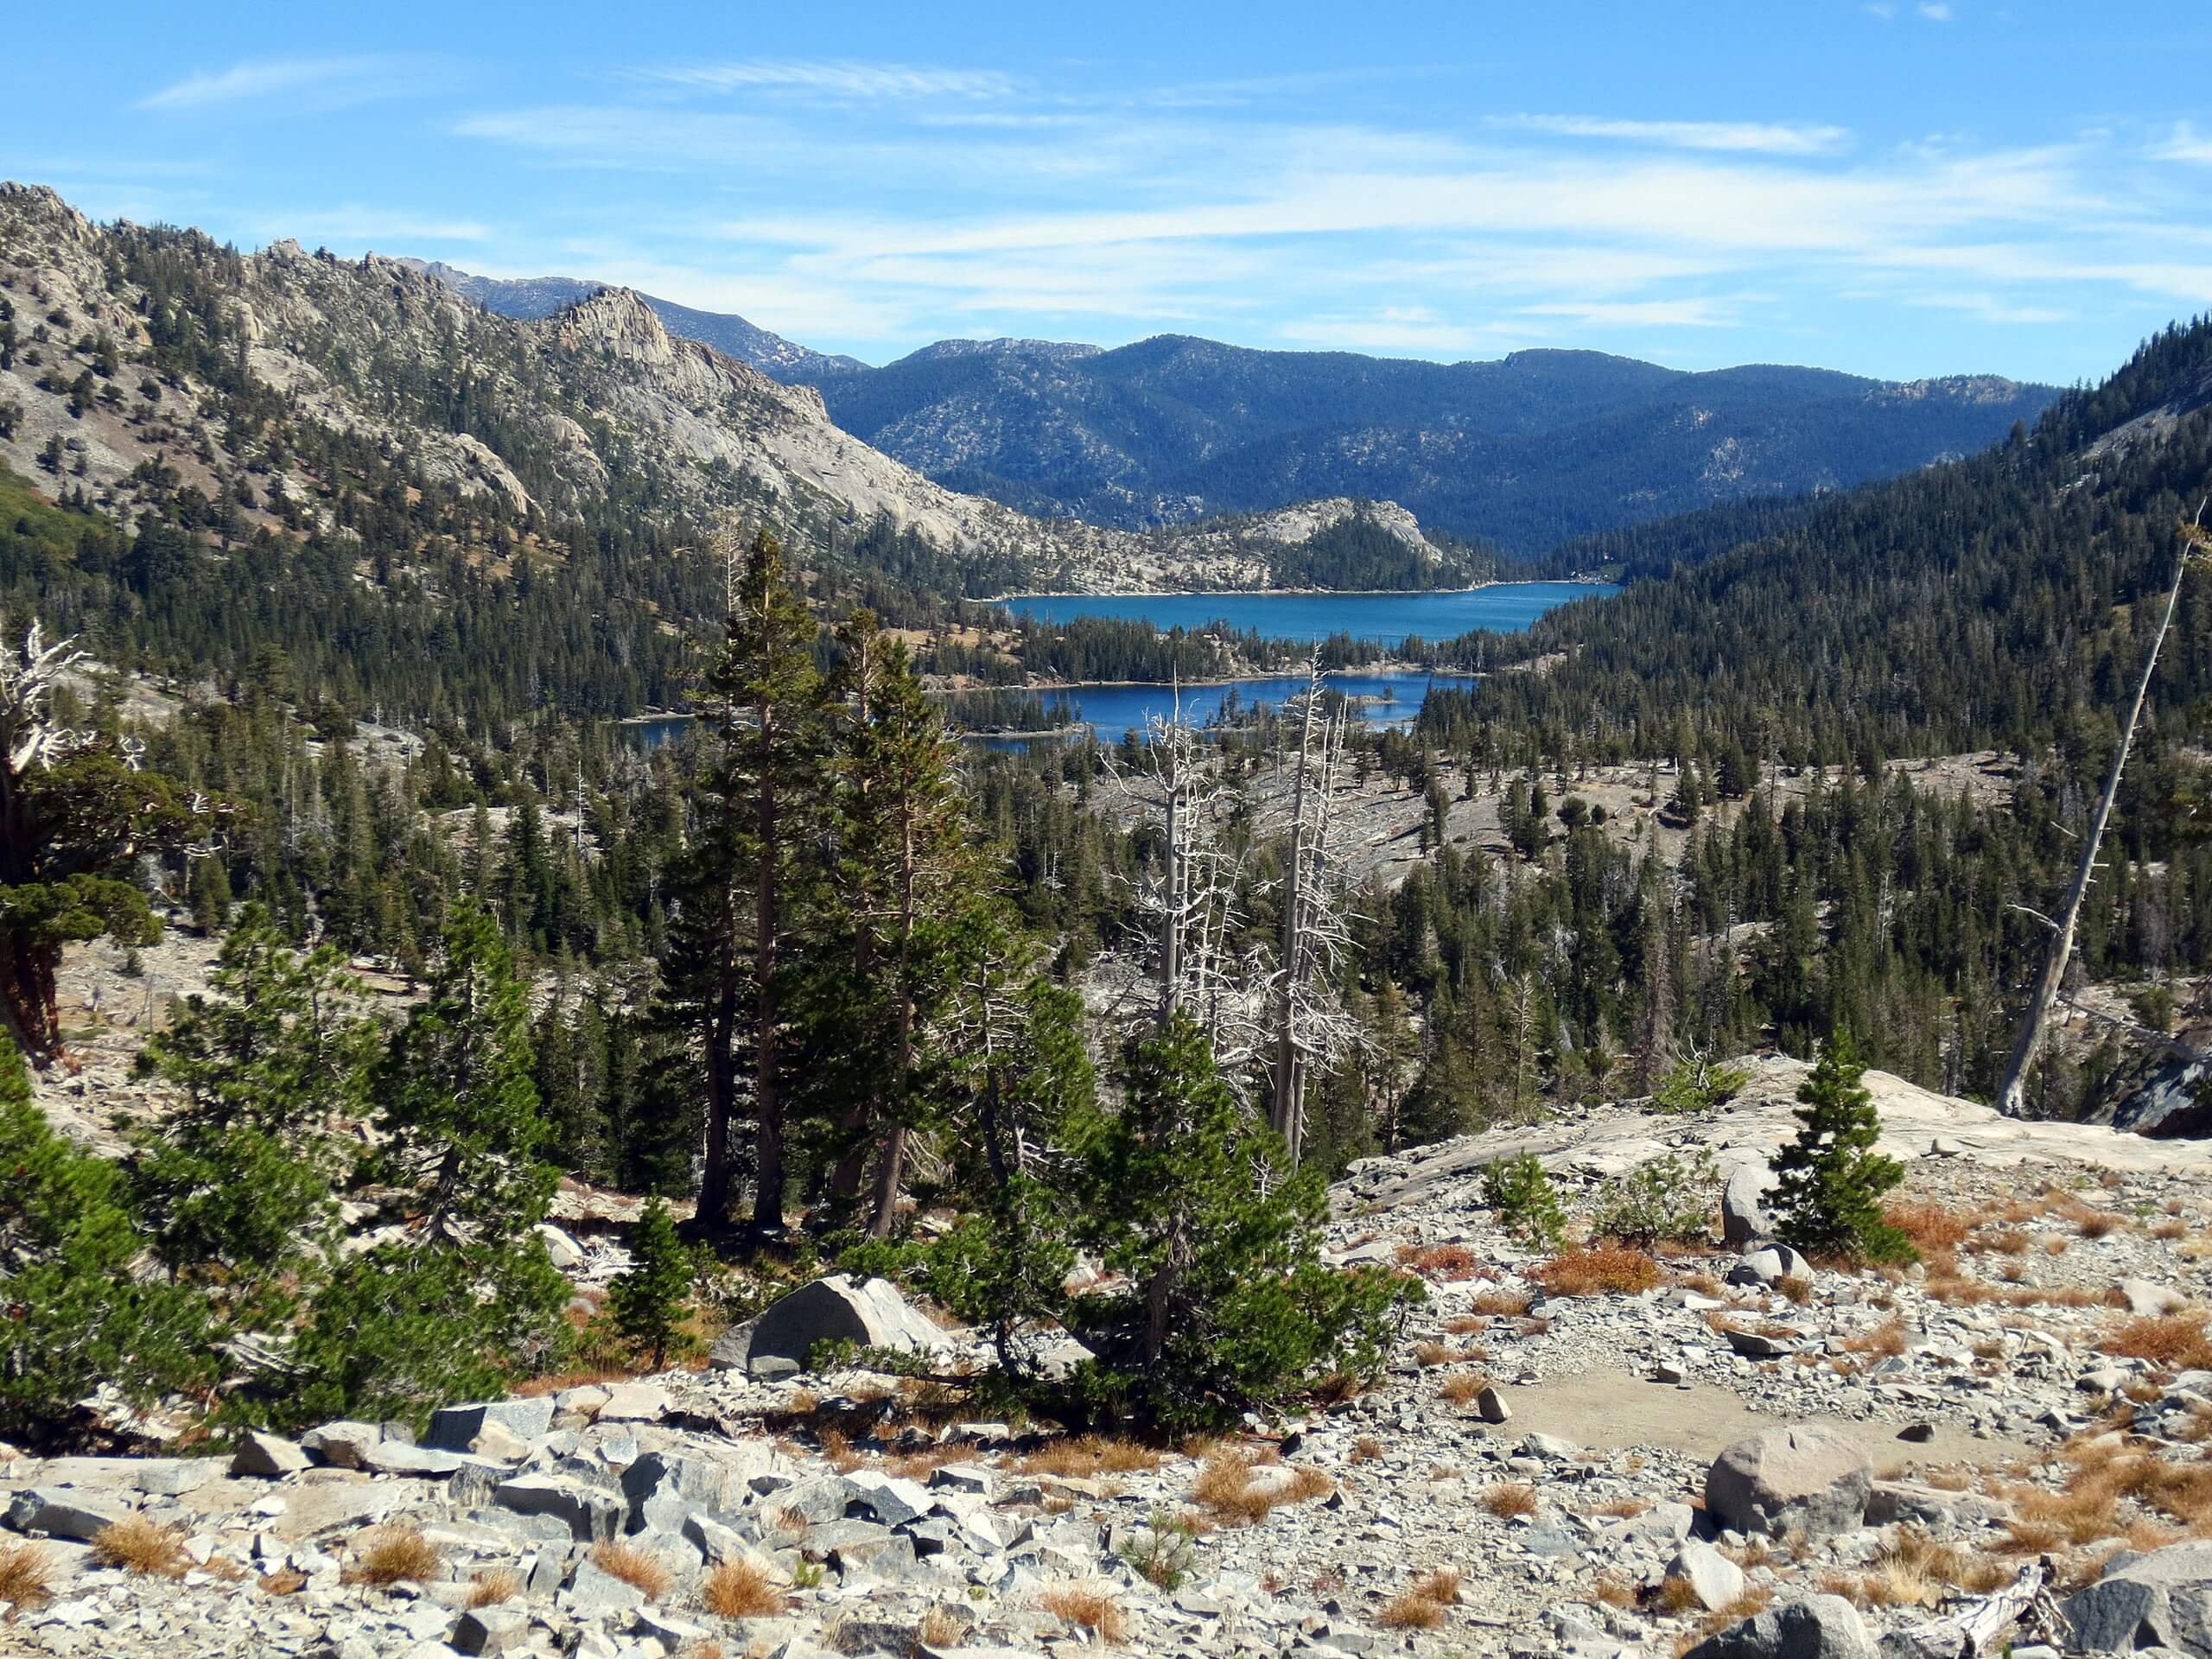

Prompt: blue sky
[{"left": 6, "top": 1, "right": 2211, "bottom": 383}]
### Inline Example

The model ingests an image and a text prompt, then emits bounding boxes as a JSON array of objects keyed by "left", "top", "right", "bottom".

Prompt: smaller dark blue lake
[
  {"left": 1005, "top": 671, "right": 1480, "bottom": 747},
  {"left": 624, "top": 670, "right": 1478, "bottom": 751},
  {"left": 1003, "top": 581, "right": 1611, "bottom": 646}
]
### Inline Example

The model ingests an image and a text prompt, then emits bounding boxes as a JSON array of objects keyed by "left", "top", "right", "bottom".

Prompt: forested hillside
[{"left": 0, "top": 168, "right": 2207, "bottom": 1474}]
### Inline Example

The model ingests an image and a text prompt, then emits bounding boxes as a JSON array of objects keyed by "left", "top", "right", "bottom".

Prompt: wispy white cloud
[
  {"left": 1278, "top": 308, "right": 1526, "bottom": 355},
  {"left": 257, "top": 206, "right": 491, "bottom": 246},
  {"left": 635, "top": 59, "right": 1016, "bottom": 100},
  {"left": 1522, "top": 296, "right": 1740, "bottom": 327},
  {"left": 138, "top": 54, "right": 446, "bottom": 115},
  {"left": 2152, "top": 121, "right": 2212, "bottom": 164},
  {"left": 1919, "top": 2, "right": 1955, "bottom": 19},
  {"left": 1493, "top": 114, "right": 1852, "bottom": 156}
]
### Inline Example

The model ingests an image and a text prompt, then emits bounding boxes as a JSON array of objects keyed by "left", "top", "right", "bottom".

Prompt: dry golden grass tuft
[
  {"left": 468, "top": 1569, "right": 519, "bottom": 1607},
  {"left": 2154, "top": 1219, "right": 2190, "bottom": 1242},
  {"left": 1471, "top": 1287, "right": 1535, "bottom": 1318},
  {"left": 1019, "top": 1436, "right": 1163, "bottom": 1478},
  {"left": 1038, "top": 1585, "right": 1127, "bottom": 1643},
  {"left": 0, "top": 1541, "right": 51, "bottom": 1614},
  {"left": 2077, "top": 1210, "right": 2123, "bottom": 1240},
  {"left": 590, "top": 1541, "right": 671, "bottom": 1601},
  {"left": 1377, "top": 1567, "right": 1460, "bottom": 1629},
  {"left": 346, "top": 1526, "right": 441, "bottom": 1587},
  {"left": 1776, "top": 1274, "right": 1813, "bottom": 1306},
  {"left": 1438, "top": 1373, "right": 1488, "bottom": 1408},
  {"left": 1351, "top": 1435, "right": 1385, "bottom": 1464},
  {"left": 92, "top": 1516, "right": 188, "bottom": 1579},
  {"left": 702, "top": 1559, "right": 787, "bottom": 1618},
  {"left": 1844, "top": 1315, "right": 1909, "bottom": 1357},
  {"left": 1481, "top": 1481, "right": 1538, "bottom": 1519},
  {"left": 915, "top": 1605, "right": 966, "bottom": 1648},
  {"left": 257, "top": 1567, "right": 308, "bottom": 1596},
  {"left": 1376, "top": 1591, "right": 1446, "bottom": 1630},
  {"left": 1443, "top": 1313, "right": 1490, "bottom": 1336},
  {"left": 1534, "top": 1245, "right": 1661, "bottom": 1297},
  {"left": 1676, "top": 1590, "right": 1775, "bottom": 1653},
  {"left": 1192, "top": 1450, "right": 1332, "bottom": 1525},
  {"left": 1594, "top": 1573, "right": 1637, "bottom": 1610}
]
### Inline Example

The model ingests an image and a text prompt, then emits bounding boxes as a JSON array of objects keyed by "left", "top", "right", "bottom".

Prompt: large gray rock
[
  {"left": 1706, "top": 1425, "right": 1872, "bottom": 1539},
  {"left": 2063, "top": 1539, "right": 2212, "bottom": 1656},
  {"left": 493, "top": 1473, "right": 626, "bottom": 1543},
  {"left": 2118, "top": 1277, "right": 2190, "bottom": 1318},
  {"left": 1728, "top": 1245, "right": 1811, "bottom": 1288},
  {"left": 426, "top": 1398, "right": 556, "bottom": 1452},
  {"left": 621, "top": 1452, "right": 731, "bottom": 1534},
  {"left": 709, "top": 1273, "right": 948, "bottom": 1374},
  {"left": 1683, "top": 1594, "right": 1874, "bottom": 1659},
  {"left": 231, "top": 1429, "right": 312, "bottom": 1478},
  {"left": 7, "top": 1485, "right": 129, "bottom": 1541},
  {"left": 1723, "top": 1164, "right": 1775, "bottom": 1248},
  {"left": 301, "top": 1421, "right": 384, "bottom": 1470},
  {"left": 451, "top": 1604, "right": 530, "bottom": 1656}
]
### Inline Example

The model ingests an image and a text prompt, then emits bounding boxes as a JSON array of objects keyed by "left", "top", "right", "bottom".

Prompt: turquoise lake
[
  {"left": 627, "top": 582, "right": 1615, "bottom": 747},
  {"left": 1004, "top": 580, "right": 1613, "bottom": 647}
]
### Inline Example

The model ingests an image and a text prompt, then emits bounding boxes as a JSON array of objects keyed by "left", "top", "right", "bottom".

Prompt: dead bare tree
[
  {"left": 1109, "top": 691, "right": 1270, "bottom": 1079},
  {"left": 1268, "top": 660, "right": 1364, "bottom": 1166},
  {"left": 1999, "top": 506, "right": 2209, "bottom": 1116}
]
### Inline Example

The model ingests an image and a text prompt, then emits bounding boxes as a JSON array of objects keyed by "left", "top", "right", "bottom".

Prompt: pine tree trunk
[
  {"left": 751, "top": 696, "right": 785, "bottom": 1235},
  {"left": 1999, "top": 551, "right": 2186, "bottom": 1116}
]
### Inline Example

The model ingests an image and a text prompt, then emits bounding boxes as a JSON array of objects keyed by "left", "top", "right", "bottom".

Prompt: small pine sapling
[
  {"left": 1481, "top": 1154, "right": 1566, "bottom": 1252},
  {"left": 1769, "top": 1032, "right": 1914, "bottom": 1265},
  {"left": 607, "top": 1198, "right": 697, "bottom": 1370}
]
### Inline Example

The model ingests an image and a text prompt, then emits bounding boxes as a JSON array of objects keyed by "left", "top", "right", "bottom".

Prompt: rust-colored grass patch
[
  {"left": 1887, "top": 1201, "right": 1972, "bottom": 1255},
  {"left": 2105, "top": 1312, "right": 2212, "bottom": 1370},
  {"left": 1038, "top": 1585, "right": 1127, "bottom": 1643},
  {"left": 1481, "top": 1481, "right": 1538, "bottom": 1519},
  {"left": 1407, "top": 1243, "right": 1480, "bottom": 1281},
  {"left": 1535, "top": 1245, "right": 1661, "bottom": 1297},
  {"left": 1471, "top": 1287, "right": 1535, "bottom": 1318},
  {"left": 468, "top": 1569, "right": 519, "bottom": 1607}
]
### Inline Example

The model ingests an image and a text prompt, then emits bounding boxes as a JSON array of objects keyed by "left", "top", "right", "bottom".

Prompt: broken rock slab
[
  {"left": 1683, "top": 1592, "right": 1874, "bottom": 1659},
  {"left": 425, "top": 1397, "right": 555, "bottom": 1453},
  {"left": 709, "top": 1273, "right": 950, "bottom": 1374},
  {"left": 2062, "top": 1538, "right": 2212, "bottom": 1657}
]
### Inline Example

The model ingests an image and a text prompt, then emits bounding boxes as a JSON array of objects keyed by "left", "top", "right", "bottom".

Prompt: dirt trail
[{"left": 1494, "top": 1367, "right": 2032, "bottom": 1470}]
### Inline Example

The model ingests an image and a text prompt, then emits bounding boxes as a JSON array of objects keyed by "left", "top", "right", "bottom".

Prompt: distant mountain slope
[
  {"left": 793, "top": 334, "right": 2057, "bottom": 552},
  {"left": 397, "top": 258, "right": 866, "bottom": 380},
  {"left": 1436, "top": 317, "right": 2212, "bottom": 765}
]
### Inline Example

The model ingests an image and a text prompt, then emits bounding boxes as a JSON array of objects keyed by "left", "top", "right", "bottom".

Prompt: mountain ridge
[{"left": 416, "top": 255, "right": 2056, "bottom": 555}]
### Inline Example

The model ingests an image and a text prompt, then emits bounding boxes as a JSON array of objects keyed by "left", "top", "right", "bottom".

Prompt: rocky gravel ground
[{"left": 10, "top": 1063, "right": 2212, "bottom": 1656}]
